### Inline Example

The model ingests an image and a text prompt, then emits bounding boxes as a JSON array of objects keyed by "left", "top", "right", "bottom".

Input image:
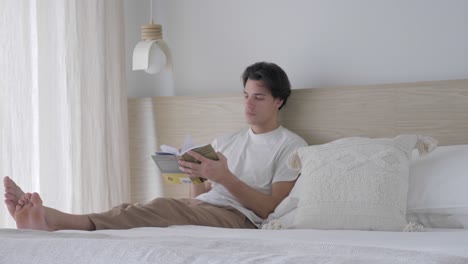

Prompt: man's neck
[{"left": 250, "top": 123, "right": 280, "bottom": 134}]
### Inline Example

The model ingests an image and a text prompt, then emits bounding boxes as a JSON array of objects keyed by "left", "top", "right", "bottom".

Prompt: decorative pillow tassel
[
  {"left": 261, "top": 219, "right": 284, "bottom": 230},
  {"left": 287, "top": 150, "right": 302, "bottom": 170},
  {"left": 403, "top": 222, "right": 424, "bottom": 232},
  {"left": 416, "top": 135, "right": 438, "bottom": 156}
]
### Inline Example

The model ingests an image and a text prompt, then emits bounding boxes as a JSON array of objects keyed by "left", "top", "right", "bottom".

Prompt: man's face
[{"left": 243, "top": 79, "right": 283, "bottom": 133}]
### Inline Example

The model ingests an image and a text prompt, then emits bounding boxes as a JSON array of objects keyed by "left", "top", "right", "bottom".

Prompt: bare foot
[
  {"left": 15, "top": 192, "right": 52, "bottom": 231},
  {"left": 3, "top": 176, "right": 25, "bottom": 219}
]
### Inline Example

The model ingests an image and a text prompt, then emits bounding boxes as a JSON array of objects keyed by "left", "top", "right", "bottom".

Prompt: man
[{"left": 3, "top": 62, "right": 307, "bottom": 231}]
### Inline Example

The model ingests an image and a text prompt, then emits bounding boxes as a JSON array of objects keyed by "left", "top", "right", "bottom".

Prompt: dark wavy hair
[{"left": 241, "top": 62, "right": 291, "bottom": 110}]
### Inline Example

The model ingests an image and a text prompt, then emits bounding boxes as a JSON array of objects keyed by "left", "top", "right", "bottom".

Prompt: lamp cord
[
  {"left": 141, "top": 0, "right": 161, "bottom": 40},
  {"left": 150, "top": 0, "right": 153, "bottom": 24}
]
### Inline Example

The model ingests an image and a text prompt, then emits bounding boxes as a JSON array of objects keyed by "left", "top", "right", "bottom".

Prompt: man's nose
[{"left": 246, "top": 97, "right": 255, "bottom": 108}]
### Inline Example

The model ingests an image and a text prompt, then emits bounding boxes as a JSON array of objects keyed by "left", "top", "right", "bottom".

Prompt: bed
[
  {"left": 1, "top": 79, "right": 468, "bottom": 263},
  {"left": 1, "top": 226, "right": 467, "bottom": 263}
]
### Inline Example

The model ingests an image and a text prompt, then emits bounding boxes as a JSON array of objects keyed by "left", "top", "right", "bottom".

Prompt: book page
[
  {"left": 159, "top": 134, "right": 195, "bottom": 155},
  {"left": 181, "top": 134, "right": 194, "bottom": 153},
  {"left": 159, "top": 144, "right": 180, "bottom": 155},
  {"left": 151, "top": 155, "right": 181, "bottom": 173}
]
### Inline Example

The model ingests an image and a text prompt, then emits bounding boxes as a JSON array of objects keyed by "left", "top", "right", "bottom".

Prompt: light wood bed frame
[{"left": 128, "top": 79, "right": 468, "bottom": 203}]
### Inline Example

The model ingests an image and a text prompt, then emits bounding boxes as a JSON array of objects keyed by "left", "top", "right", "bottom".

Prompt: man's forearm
[
  {"left": 220, "top": 174, "right": 282, "bottom": 219},
  {"left": 190, "top": 181, "right": 210, "bottom": 198}
]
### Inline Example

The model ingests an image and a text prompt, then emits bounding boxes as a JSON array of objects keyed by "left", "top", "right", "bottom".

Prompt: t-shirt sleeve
[{"left": 271, "top": 136, "right": 307, "bottom": 183}]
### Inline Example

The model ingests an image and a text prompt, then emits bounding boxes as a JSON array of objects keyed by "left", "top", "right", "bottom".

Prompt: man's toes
[
  {"left": 5, "top": 186, "right": 17, "bottom": 193},
  {"left": 5, "top": 199, "right": 14, "bottom": 206},
  {"left": 18, "top": 193, "right": 31, "bottom": 206},
  {"left": 4, "top": 192, "right": 16, "bottom": 200},
  {"left": 4, "top": 177, "right": 24, "bottom": 192},
  {"left": 30, "top": 192, "right": 43, "bottom": 206},
  {"left": 17, "top": 198, "right": 25, "bottom": 206},
  {"left": 3, "top": 176, "right": 15, "bottom": 188},
  {"left": 24, "top": 193, "right": 32, "bottom": 200}
]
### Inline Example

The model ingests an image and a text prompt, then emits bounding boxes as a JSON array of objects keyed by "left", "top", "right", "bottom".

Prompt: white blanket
[{"left": 1, "top": 226, "right": 467, "bottom": 264}]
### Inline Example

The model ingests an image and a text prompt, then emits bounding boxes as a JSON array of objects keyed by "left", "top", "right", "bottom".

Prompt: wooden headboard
[{"left": 128, "top": 79, "right": 468, "bottom": 204}]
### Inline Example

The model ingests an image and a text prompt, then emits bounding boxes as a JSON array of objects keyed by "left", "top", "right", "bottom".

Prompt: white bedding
[{"left": 1, "top": 226, "right": 467, "bottom": 264}]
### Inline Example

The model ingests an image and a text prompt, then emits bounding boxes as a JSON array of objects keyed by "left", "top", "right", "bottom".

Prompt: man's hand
[
  {"left": 178, "top": 151, "right": 234, "bottom": 184},
  {"left": 179, "top": 150, "right": 296, "bottom": 219}
]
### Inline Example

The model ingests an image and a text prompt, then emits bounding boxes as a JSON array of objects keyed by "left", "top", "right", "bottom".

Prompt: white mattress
[{"left": 1, "top": 226, "right": 467, "bottom": 263}]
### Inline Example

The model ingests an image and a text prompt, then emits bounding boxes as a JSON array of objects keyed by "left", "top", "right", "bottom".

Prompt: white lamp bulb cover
[{"left": 132, "top": 40, "right": 167, "bottom": 74}]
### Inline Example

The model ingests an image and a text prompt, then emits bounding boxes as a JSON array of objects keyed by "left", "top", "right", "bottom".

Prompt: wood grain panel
[{"left": 128, "top": 79, "right": 468, "bottom": 203}]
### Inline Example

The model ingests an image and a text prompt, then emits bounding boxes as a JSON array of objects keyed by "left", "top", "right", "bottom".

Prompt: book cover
[{"left": 151, "top": 138, "right": 218, "bottom": 184}]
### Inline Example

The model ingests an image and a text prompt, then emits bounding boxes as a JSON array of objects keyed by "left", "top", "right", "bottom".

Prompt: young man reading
[{"left": 3, "top": 62, "right": 307, "bottom": 231}]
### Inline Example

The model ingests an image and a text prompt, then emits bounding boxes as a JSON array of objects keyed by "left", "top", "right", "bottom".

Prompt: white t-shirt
[{"left": 196, "top": 126, "right": 307, "bottom": 226}]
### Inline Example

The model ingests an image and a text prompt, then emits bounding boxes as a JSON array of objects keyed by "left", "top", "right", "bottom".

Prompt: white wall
[{"left": 125, "top": 0, "right": 468, "bottom": 97}]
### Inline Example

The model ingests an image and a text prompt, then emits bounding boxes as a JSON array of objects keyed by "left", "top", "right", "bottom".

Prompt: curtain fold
[{"left": 1, "top": 0, "right": 129, "bottom": 228}]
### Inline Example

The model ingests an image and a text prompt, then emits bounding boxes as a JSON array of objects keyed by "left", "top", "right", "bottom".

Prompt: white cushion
[
  {"left": 262, "top": 175, "right": 303, "bottom": 228},
  {"left": 265, "top": 144, "right": 468, "bottom": 230},
  {"left": 407, "top": 145, "right": 468, "bottom": 228},
  {"left": 287, "top": 135, "right": 435, "bottom": 231}
]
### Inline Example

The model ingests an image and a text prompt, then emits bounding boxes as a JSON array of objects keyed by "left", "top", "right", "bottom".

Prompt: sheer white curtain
[{"left": 1, "top": 1, "right": 129, "bottom": 228}]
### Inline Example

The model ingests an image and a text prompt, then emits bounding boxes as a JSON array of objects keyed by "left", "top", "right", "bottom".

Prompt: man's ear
[{"left": 275, "top": 98, "right": 284, "bottom": 109}]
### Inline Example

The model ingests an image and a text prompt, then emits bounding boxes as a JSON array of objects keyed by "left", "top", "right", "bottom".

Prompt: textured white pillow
[
  {"left": 407, "top": 145, "right": 468, "bottom": 228},
  {"left": 262, "top": 174, "right": 303, "bottom": 228},
  {"left": 288, "top": 135, "right": 436, "bottom": 231},
  {"left": 265, "top": 144, "right": 468, "bottom": 230}
]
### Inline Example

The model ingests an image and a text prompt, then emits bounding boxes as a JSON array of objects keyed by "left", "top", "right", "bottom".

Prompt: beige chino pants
[{"left": 88, "top": 198, "right": 257, "bottom": 230}]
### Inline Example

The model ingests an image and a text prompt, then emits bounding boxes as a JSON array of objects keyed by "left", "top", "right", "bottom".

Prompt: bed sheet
[{"left": 1, "top": 226, "right": 467, "bottom": 264}]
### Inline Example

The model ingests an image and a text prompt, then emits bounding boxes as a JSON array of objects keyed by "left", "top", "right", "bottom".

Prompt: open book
[{"left": 151, "top": 135, "right": 218, "bottom": 184}]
